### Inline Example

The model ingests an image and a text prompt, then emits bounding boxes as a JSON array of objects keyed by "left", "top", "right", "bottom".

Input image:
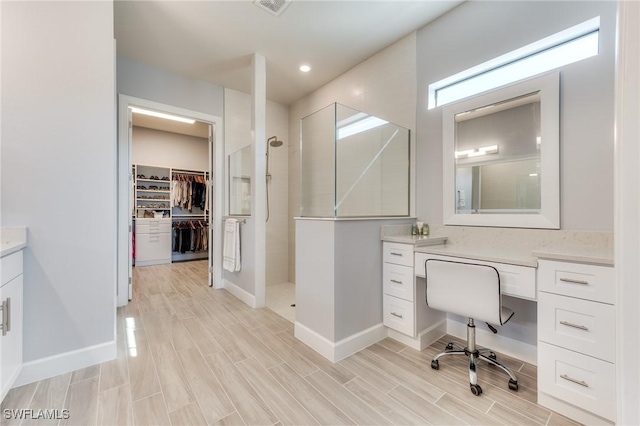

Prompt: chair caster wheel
[
  {"left": 445, "top": 343, "right": 454, "bottom": 350},
  {"left": 470, "top": 384, "right": 483, "bottom": 396},
  {"left": 431, "top": 360, "right": 439, "bottom": 370},
  {"left": 508, "top": 379, "right": 519, "bottom": 391}
]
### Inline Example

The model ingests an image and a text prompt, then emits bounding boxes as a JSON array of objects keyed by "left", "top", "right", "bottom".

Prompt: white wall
[
  {"left": 117, "top": 56, "right": 224, "bottom": 118},
  {"left": 132, "top": 127, "right": 208, "bottom": 171},
  {"left": 224, "top": 88, "right": 289, "bottom": 292},
  {"left": 289, "top": 32, "right": 417, "bottom": 281},
  {"left": 417, "top": 1, "right": 616, "bottom": 231},
  {"left": 1, "top": 1, "right": 116, "bottom": 365}
]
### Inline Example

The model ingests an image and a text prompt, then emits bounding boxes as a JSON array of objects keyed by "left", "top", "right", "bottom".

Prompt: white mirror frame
[{"left": 442, "top": 72, "right": 560, "bottom": 229}]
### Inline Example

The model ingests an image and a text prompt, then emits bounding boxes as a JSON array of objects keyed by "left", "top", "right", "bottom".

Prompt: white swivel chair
[{"left": 425, "top": 259, "right": 519, "bottom": 396}]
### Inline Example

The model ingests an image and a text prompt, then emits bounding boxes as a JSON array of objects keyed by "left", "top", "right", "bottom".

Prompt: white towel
[{"left": 223, "top": 218, "right": 241, "bottom": 272}]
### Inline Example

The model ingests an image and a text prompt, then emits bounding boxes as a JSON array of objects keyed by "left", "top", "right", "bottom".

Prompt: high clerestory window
[{"left": 428, "top": 17, "right": 600, "bottom": 109}]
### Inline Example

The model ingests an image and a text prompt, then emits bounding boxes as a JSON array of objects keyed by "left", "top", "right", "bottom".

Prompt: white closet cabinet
[
  {"left": 136, "top": 218, "right": 172, "bottom": 266},
  {"left": 1, "top": 250, "right": 24, "bottom": 401}
]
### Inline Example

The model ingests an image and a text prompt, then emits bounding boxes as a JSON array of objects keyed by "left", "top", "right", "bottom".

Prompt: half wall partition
[{"left": 296, "top": 104, "right": 413, "bottom": 362}]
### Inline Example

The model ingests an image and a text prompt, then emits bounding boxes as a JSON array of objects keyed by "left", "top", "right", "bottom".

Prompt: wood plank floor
[{"left": 1, "top": 261, "right": 582, "bottom": 426}]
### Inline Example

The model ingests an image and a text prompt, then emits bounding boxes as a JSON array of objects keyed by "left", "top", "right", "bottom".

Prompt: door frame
[{"left": 116, "top": 94, "right": 224, "bottom": 306}]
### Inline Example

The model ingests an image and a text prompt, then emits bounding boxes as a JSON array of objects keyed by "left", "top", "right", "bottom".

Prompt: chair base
[{"left": 430, "top": 321, "right": 519, "bottom": 395}]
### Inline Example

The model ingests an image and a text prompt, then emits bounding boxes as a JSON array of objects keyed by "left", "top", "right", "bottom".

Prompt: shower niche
[{"left": 300, "top": 103, "right": 410, "bottom": 217}]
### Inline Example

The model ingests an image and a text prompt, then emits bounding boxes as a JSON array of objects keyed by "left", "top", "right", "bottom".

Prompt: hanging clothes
[{"left": 172, "top": 220, "right": 208, "bottom": 254}]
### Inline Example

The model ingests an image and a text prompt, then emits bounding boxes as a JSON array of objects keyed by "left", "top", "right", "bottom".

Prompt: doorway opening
[{"left": 117, "top": 95, "right": 224, "bottom": 306}]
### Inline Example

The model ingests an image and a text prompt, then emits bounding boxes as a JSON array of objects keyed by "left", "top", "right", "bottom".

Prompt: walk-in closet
[{"left": 130, "top": 110, "right": 213, "bottom": 291}]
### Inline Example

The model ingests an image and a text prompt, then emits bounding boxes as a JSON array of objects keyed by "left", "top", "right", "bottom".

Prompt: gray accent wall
[
  {"left": 416, "top": 1, "right": 616, "bottom": 231},
  {"left": 1, "top": 1, "right": 116, "bottom": 362}
]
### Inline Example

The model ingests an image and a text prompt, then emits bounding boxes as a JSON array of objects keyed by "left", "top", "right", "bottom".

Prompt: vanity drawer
[
  {"left": 538, "top": 342, "right": 615, "bottom": 421},
  {"left": 538, "top": 292, "right": 615, "bottom": 363},
  {"left": 136, "top": 219, "right": 171, "bottom": 234},
  {"left": 383, "top": 242, "right": 413, "bottom": 267},
  {"left": 383, "top": 263, "right": 414, "bottom": 302},
  {"left": 538, "top": 260, "right": 615, "bottom": 304},
  {"left": 415, "top": 253, "right": 536, "bottom": 300},
  {"left": 383, "top": 295, "right": 414, "bottom": 337}
]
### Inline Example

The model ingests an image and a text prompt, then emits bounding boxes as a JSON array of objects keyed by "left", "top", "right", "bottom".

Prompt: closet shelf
[
  {"left": 137, "top": 198, "right": 170, "bottom": 201},
  {"left": 137, "top": 189, "right": 170, "bottom": 193},
  {"left": 136, "top": 178, "right": 170, "bottom": 183}
]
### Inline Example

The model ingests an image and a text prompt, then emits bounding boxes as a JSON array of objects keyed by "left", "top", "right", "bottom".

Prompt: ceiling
[{"left": 114, "top": 0, "right": 463, "bottom": 106}]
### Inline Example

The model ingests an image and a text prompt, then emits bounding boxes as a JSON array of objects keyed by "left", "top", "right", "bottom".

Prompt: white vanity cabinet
[
  {"left": 382, "top": 242, "right": 415, "bottom": 336},
  {"left": 382, "top": 242, "right": 446, "bottom": 349},
  {"left": 537, "top": 259, "right": 616, "bottom": 424},
  {"left": 1, "top": 250, "right": 24, "bottom": 401}
]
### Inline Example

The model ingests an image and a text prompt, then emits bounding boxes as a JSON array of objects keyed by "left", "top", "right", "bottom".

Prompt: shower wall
[
  {"left": 266, "top": 101, "right": 289, "bottom": 286},
  {"left": 224, "top": 88, "right": 289, "bottom": 288}
]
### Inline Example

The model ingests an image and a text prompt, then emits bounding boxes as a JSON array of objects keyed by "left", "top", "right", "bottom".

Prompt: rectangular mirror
[
  {"left": 228, "top": 145, "right": 251, "bottom": 216},
  {"left": 443, "top": 72, "right": 559, "bottom": 228}
]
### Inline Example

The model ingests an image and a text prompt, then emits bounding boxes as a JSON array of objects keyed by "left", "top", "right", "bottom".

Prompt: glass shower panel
[
  {"left": 335, "top": 104, "right": 409, "bottom": 216},
  {"left": 300, "top": 104, "right": 335, "bottom": 217},
  {"left": 300, "top": 103, "right": 410, "bottom": 217}
]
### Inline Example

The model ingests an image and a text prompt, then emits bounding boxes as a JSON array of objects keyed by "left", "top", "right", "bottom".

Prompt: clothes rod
[{"left": 172, "top": 170, "right": 208, "bottom": 176}]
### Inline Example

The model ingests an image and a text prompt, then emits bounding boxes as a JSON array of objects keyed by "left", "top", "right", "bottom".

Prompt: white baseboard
[
  {"left": 294, "top": 322, "right": 335, "bottom": 361},
  {"left": 334, "top": 324, "right": 387, "bottom": 362},
  {"left": 446, "top": 319, "right": 537, "bottom": 365},
  {"left": 223, "top": 279, "right": 256, "bottom": 308},
  {"left": 294, "top": 322, "right": 387, "bottom": 362},
  {"left": 538, "top": 392, "right": 614, "bottom": 425},
  {"left": 14, "top": 340, "right": 116, "bottom": 387},
  {"left": 388, "top": 320, "right": 447, "bottom": 350}
]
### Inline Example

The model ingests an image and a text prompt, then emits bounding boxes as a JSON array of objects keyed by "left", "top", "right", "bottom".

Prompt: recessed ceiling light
[{"left": 299, "top": 65, "right": 311, "bottom": 73}]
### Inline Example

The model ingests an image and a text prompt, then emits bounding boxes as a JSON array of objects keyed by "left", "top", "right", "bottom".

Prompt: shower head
[{"left": 267, "top": 136, "right": 283, "bottom": 148}]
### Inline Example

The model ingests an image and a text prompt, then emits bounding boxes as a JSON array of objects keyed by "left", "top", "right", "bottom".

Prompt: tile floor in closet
[{"left": 1, "top": 260, "right": 581, "bottom": 426}]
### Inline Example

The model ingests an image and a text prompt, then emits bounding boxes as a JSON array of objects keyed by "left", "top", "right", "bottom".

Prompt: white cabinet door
[{"left": 1, "top": 274, "right": 23, "bottom": 400}]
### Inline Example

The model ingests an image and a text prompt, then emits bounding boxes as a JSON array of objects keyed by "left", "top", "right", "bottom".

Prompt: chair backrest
[{"left": 425, "top": 259, "right": 504, "bottom": 325}]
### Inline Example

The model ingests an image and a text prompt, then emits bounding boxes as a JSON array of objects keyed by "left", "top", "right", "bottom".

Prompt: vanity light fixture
[
  {"left": 529, "top": 173, "right": 539, "bottom": 177},
  {"left": 455, "top": 145, "right": 499, "bottom": 159},
  {"left": 299, "top": 64, "right": 311, "bottom": 72},
  {"left": 130, "top": 107, "right": 195, "bottom": 124}
]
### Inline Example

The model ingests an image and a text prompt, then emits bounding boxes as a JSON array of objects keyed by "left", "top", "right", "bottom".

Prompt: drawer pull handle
[
  {"left": 391, "top": 312, "right": 403, "bottom": 319},
  {"left": 390, "top": 279, "right": 403, "bottom": 284},
  {"left": 0, "top": 298, "right": 9, "bottom": 336},
  {"left": 560, "top": 374, "right": 589, "bottom": 388},
  {"left": 390, "top": 252, "right": 403, "bottom": 257},
  {"left": 559, "top": 321, "right": 588, "bottom": 331},
  {"left": 559, "top": 278, "right": 589, "bottom": 285}
]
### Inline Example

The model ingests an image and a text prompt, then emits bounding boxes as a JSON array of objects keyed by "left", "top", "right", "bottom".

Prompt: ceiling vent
[{"left": 254, "top": 0, "right": 291, "bottom": 17}]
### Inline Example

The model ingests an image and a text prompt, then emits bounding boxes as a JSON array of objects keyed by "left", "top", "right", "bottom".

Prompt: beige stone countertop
[
  {"left": 381, "top": 235, "right": 447, "bottom": 247},
  {"left": 414, "top": 244, "right": 539, "bottom": 268},
  {"left": 1, "top": 227, "right": 27, "bottom": 258},
  {"left": 533, "top": 246, "right": 614, "bottom": 266}
]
